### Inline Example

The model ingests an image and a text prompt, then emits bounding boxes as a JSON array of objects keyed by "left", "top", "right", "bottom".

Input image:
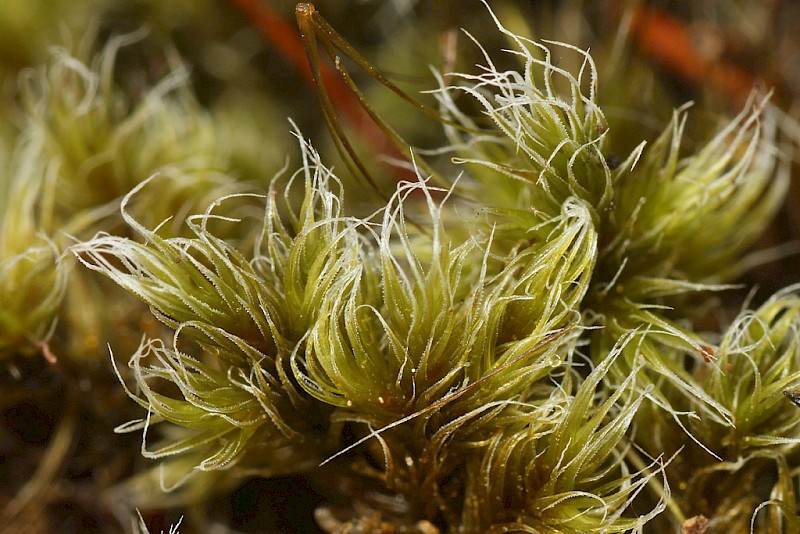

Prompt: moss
[{"left": 3, "top": 1, "right": 800, "bottom": 533}]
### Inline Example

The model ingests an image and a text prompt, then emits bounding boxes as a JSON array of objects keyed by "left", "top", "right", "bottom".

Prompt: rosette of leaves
[
  {"left": 461, "top": 338, "right": 667, "bottom": 533},
  {"left": 73, "top": 136, "right": 365, "bottom": 499},
  {"left": 432, "top": 8, "right": 611, "bottom": 243},
  {"left": 667, "top": 289, "right": 800, "bottom": 532},
  {"left": 604, "top": 101, "right": 784, "bottom": 288},
  {"left": 702, "top": 289, "right": 800, "bottom": 454},
  {"left": 290, "top": 161, "right": 605, "bottom": 527},
  {"left": 587, "top": 97, "right": 786, "bottom": 459},
  {"left": 293, "top": 185, "right": 595, "bottom": 417},
  {"left": 0, "top": 137, "right": 64, "bottom": 357},
  {"left": 19, "top": 37, "right": 240, "bottom": 238},
  {"left": 592, "top": 97, "right": 783, "bottom": 364}
]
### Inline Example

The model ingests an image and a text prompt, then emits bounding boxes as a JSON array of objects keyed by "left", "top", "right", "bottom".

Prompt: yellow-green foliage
[
  {"left": 0, "top": 34, "right": 267, "bottom": 359},
  {"left": 74, "top": 5, "right": 798, "bottom": 532},
  {"left": 19, "top": 38, "right": 240, "bottom": 236},
  {"left": 698, "top": 289, "right": 800, "bottom": 455},
  {"left": 4, "top": 2, "right": 800, "bottom": 533},
  {"left": 0, "top": 0, "right": 101, "bottom": 73},
  {"left": 0, "top": 129, "right": 64, "bottom": 355}
]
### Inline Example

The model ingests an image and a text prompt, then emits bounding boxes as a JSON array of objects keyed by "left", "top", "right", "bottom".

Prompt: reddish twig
[
  {"left": 227, "top": 0, "right": 394, "bottom": 156},
  {"left": 629, "top": 5, "right": 758, "bottom": 107}
]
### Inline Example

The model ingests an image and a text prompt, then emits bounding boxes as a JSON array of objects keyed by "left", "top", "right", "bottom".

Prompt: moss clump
[{"left": 3, "top": 1, "right": 800, "bottom": 533}]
